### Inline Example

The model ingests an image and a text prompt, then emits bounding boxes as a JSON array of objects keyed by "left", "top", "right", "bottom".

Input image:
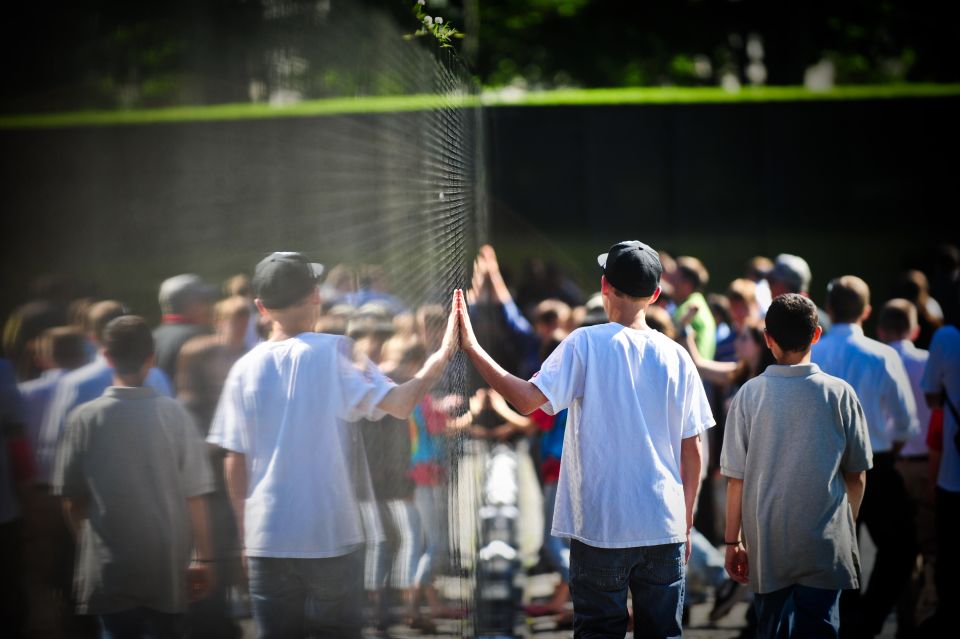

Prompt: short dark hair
[
  {"left": 765, "top": 294, "right": 819, "bottom": 353},
  {"left": 42, "top": 326, "right": 87, "bottom": 369},
  {"left": 826, "top": 275, "right": 870, "bottom": 324},
  {"left": 87, "top": 300, "right": 126, "bottom": 343},
  {"left": 102, "top": 316, "right": 155, "bottom": 375},
  {"left": 675, "top": 256, "right": 709, "bottom": 290},
  {"left": 878, "top": 298, "right": 917, "bottom": 337}
]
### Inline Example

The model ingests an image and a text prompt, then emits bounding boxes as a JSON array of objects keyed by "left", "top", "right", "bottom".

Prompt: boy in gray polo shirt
[
  {"left": 53, "top": 316, "right": 214, "bottom": 638},
  {"left": 721, "top": 294, "right": 872, "bottom": 638}
]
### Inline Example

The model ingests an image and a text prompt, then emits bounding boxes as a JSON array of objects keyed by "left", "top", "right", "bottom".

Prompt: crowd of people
[{"left": 0, "top": 241, "right": 958, "bottom": 639}]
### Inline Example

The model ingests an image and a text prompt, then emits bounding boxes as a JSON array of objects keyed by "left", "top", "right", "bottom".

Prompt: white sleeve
[
  {"left": 337, "top": 338, "right": 396, "bottom": 422},
  {"left": 883, "top": 352, "right": 919, "bottom": 442},
  {"left": 681, "top": 354, "right": 715, "bottom": 438},
  {"left": 207, "top": 372, "right": 248, "bottom": 453},
  {"left": 720, "top": 389, "right": 747, "bottom": 480},
  {"left": 530, "top": 332, "right": 584, "bottom": 416}
]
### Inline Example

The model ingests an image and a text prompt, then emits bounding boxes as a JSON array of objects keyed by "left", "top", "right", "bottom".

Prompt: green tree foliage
[
  {"left": 1, "top": 0, "right": 957, "bottom": 114},
  {"left": 472, "top": 0, "right": 960, "bottom": 88}
]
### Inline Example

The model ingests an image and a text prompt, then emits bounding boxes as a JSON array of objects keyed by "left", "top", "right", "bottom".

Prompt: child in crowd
[
  {"left": 52, "top": 316, "right": 215, "bottom": 637},
  {"left": 722, "top": 294, "right": 872, "bottom": 638}
]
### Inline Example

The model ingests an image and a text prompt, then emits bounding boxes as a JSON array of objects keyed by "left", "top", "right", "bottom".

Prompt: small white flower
[
  {"left": 417, "top": 0, "right": 425, "bottom": 5},
  {"left": 435, "top": 16, "right": 443, "bottom": 24},
  {"left": 423, "top": 15, "right": 433, "bottom": 26}
]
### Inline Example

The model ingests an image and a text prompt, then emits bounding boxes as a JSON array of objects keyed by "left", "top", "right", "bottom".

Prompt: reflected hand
[
  {"left": 469, "top": 388, "right": 486, "bottom": 415},
  {"left": 187, "top": 563, "right": 215, "bottom": 603},
  {"left": 468, "top": 257, "right": 485, "bottom": 304},
  {"left": 488, "top": 390, "right": 511, "bottom": 416},
  {"left": 439, "top": 293, "right": 459, "bottom": 360}
]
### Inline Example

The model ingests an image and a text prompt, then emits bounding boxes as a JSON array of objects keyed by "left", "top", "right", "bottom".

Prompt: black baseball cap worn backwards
[
  {"left": 597, "top": 240, "right": 662, "bottom": 298},
  {"left": 253, "top": 252, "right": 325, "bottom": 309}
]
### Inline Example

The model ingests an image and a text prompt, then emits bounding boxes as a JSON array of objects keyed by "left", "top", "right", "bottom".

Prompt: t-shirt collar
[
  {"left": 763, "top": 363, "right": 821, "bottom": 377},
  {"left": 104, "top": 386, "right": 158, "bottom": 399}
]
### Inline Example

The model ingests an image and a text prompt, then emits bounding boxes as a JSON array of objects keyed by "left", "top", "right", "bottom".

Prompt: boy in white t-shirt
[
  {"left": 454, "top": 241, "right": 713, "bottom": 638},
  {"left": 207, "top": 252, "right": 455, "bottom": 639}
]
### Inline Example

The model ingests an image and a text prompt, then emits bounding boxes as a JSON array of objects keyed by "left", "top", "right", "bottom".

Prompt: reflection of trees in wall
[
  {"left": 0, "top": 0, "right": 450, "bottom": 113},
  {"left": 2, "top": 0, "right": 958, "bottom": 113}
]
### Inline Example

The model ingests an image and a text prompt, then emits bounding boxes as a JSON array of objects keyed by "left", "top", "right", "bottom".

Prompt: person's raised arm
[
  {"left": 843, "top": 471, "right": 866, "bottom": 521},
  {"left": 377, "top": 296, "right": 458, "bottom": 419},
  {"left": 723, "top": 478, "right": 749, "bottom": 584},
  {"left": 682, "top": 330, "right": 737, "bottom": 388},
  {"left": 482, "top": 245, "right": 515, "bottom": 307},
  {"left": 455, "top": 289, "right": 547, "bottom": 415}
]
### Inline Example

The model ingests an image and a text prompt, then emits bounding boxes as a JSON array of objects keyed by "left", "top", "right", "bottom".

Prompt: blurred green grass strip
[
  {"left": 2, "top": 84, "right": 959, "bottom": 129},
  {"left": 482, "top": 83, "right": 960, "bottom": 106},
  {"left": 0, "top": 93, "right": 477, "bottom": 129}
]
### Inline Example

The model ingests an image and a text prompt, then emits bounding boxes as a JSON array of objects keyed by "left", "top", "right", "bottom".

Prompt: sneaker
[{"left": 710, "top": 579, "right": 746, "bottom": 622}]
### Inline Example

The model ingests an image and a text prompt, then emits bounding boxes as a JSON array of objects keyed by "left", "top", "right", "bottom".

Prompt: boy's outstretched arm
[
  {"left": 454, "top": 289, "right": 547, "bottom": 415},
  {"left": 724, "top": 478, "right": 750, "bottom": 584},
  {"left": 843, "top": 471, "right": 866, "bottom": 520},
  {"left": 377, "top": 295, "right": 459, "bottom": 419}
]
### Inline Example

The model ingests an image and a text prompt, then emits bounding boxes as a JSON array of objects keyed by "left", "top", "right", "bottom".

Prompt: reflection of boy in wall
[
  {"left": 208, "top": 252, "right": 455, "bottom": 639},
  {"left": 53, "top": 316, "right": 215, "bottom": 637},
  {"left": 722, "top": 294, "right": 871, "bottom": 638}
]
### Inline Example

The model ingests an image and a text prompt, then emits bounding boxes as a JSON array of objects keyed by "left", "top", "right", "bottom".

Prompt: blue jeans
[
  {"left": 755, "top": 584, "right": 841, "bottom": 639},
  {"left": 247, "top": 551, "right": 363, "bottom": 639},
  {"left": 98, "top": 608, "right": 182, "bottom": 639},
  {"left": 569, "top": 539, "right": 685, "bottom": 639}
]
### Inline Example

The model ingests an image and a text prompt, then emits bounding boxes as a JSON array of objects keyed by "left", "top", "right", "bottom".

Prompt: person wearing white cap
[
  {"left": 154, "top": 274, "right": 218, "bottom": 382},
  {"left": 765, "top": 253, "right": 832, "bottom": 333}
]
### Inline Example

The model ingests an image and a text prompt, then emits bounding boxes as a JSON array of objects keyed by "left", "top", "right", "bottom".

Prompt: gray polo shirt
[
  {"left": 53, "top": 386, "right": 214, "bottom": 614},
  {"left": 721, "top": 363, "right": 872, "bottom": 594}
]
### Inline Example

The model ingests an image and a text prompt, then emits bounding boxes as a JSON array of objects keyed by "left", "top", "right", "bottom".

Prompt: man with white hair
[
  {"left": 764, "top": 253, "right": 831, "bottom": 332},
  {"left": 153, "top": 274, "right": 217, "bottom": 382}
]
